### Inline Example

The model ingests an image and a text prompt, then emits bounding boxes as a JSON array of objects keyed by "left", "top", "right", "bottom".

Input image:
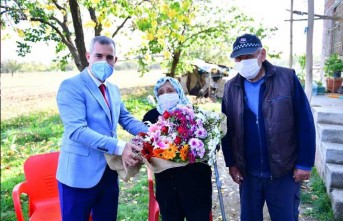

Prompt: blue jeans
[{"left": 240, "top": 172, "right": 300, "bottom": 221}]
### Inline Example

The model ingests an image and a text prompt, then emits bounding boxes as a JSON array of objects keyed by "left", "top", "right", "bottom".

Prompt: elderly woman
[{"left": 143, "top": 77, "right": 212, "bottom": 221}]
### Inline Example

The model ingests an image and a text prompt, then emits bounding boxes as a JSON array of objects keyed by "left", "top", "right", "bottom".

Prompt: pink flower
[
  {"left": 156, "top": 136, "right": 173, "bottom": 149},
  {"left": 148, "top": 124, "right": 160, "bottom": 133}
]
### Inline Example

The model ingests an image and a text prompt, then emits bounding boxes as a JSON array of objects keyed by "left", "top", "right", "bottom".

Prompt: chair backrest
[
  {"left": 147, "top": 168, "right": 160, "bottom": 221},
  {"left": 24, "top": 152, "right": 59, "bottom": 215}
]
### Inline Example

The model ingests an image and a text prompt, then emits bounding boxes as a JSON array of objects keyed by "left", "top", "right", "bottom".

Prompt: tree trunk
[
  {"left": 69, "top": 0, "right": 88, "bottom": 71},
  {"left": 305, "top": 0, "right": 314, "bottom": 102},
  {"left": 170, "top": 51, "right": 181, "bottom": 78}
]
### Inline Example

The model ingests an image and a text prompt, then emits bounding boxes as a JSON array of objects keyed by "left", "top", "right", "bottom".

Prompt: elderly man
[{"left": 221, "top": 33, "right": 316, "bottom": 221}]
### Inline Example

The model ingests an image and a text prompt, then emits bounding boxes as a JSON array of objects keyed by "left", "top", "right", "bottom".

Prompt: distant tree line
[
  {"left": 0, "top": 59, "right": 160, "bottom": 76},
  {"left": 0, "top": 59, "right": 77, "bottom": 76}
]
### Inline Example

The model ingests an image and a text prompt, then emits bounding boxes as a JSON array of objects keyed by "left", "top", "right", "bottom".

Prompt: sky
[
  {"left": 229, "top": 0, "right": 325, "bottom": 63},
  {"left": 1, "top": 0, "right": 325, "bottom": 65}
]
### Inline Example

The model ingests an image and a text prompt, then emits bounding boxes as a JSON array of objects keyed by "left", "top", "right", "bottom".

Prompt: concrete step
[
  {"left": 317, "top": 124, "right": 343, "bottom": 144},
  {"left": 312, "top": 107, "right": 343, "bottom": 126},
  {"left": 329, "top": 188, "right": 343, "bottom": 221},
  {"left": 316, "top": 142, "right": 343, "bottom": 178},
  {"left": 325, "top": 164, "right": 343, "bottom": 190},
  {"left": 322, "top": 142, "right": 343, "bottom": 164}
]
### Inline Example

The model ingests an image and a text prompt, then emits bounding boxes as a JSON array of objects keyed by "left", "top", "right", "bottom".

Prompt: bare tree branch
[
  {"left": 88, "top": 7, "right": 102, "bottom": 36},
  {"left": 0, "top": 7, "right": 14, "bottom": 15},
  {"left": 111, "top": 16, "right": 131, "bottom": 38},
  {"left": 111, "top": 0, "right": 149, "bottom": 38},
  {"left": 50, "top": 16, "right": 72, "bottom": 39},
  {"left": 52, "top": 0, "right": 66, "bottom": 11},
  {"left": 1, "top": 2, "right": 25, "bottom": 19},
  {"left": 30, "top": 17, "right": 73, "bottom": 48},
  {"left": 12, "top": 0, "right": 26, "bottom": 16},
  {"left": 182, "top": 26, "right": 221, "bottom": 46}
]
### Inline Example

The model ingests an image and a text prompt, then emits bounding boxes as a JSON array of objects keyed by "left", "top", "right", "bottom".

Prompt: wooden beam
[{"left": 286, "top": 9, "right": 343, "bottom": 22}]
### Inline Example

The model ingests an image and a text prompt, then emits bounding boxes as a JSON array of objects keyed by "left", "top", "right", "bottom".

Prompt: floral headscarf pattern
[{"left": 154, "top": 77, "right": 190, "bottom": 114}]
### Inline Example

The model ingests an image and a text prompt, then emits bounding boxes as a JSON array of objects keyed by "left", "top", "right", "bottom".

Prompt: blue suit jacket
[{"left": 56, "top": 69, "right": 147, "bottom": 188}]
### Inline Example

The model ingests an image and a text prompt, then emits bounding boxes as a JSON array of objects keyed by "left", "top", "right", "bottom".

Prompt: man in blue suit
[{"left": 56, "top": 36, "right": 148, "bottom": 221}]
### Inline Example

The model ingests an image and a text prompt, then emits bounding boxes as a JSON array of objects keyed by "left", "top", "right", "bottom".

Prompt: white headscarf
[{"left": 154, "top": 77, "right": 190, "bottom": 114}]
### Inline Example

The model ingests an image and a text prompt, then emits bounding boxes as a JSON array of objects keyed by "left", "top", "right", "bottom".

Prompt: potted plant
[
  {"left": 316, "top": 80, "right": 326, "bottom": 95},
  {"left": 324, "top": 53, "right": 343, "bottom": 93},
  {"left": 297, "top": 54, "right": 306, "bottom": 88}
]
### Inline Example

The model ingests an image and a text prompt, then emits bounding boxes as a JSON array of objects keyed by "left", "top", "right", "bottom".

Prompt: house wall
[{"left": 322, "top": 0, "right": 343, "bottom": 57}]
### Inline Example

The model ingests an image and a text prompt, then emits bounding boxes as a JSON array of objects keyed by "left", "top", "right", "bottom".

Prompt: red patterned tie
[{"left": 99, "top": 84, "right": 110, "bottom": 107}]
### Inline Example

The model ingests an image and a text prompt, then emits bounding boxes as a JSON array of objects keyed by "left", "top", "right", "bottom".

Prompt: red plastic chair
[
  {"left": 147, "top": 168, "right": 213, "bottom": 221},
  {"left": 12, "top": 152, "right": 61, "bottom": 221},
  {"left": 12, "top": 152, "right": 93, "bottom": 221},
  {"left": 148, "top": 168, "right": 160, "bottom": 221}
]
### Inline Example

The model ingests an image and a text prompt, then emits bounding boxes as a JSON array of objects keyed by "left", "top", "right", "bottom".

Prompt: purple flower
[
  {"left": 196, "top": 119, "right": 203, "bottom": 127},
  {"left": 195, "top": 128, "right": 207, "bottom": 139},
  {"left": 196, "top": 146, "right": 205, "bottom": 158},
  {"left": 188, "top": 138, "right": 199, "bottom": 148},
  {"left": 191, "top": 140, "right": 205, "bottom": 158}
]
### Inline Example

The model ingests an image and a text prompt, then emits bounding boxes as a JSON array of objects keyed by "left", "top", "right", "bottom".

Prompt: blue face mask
[{"left": 91, "top": 61, "right": 114, "bottom": 81}]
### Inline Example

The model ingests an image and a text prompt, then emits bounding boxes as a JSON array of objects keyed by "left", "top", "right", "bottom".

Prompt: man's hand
[
  {"left": 229, "top": 166, "right": 243, "bottom": 184},
  {"left": 293, "top": 169, "right": 311, "bottom": 182},
  {"left": 121, "top": 142, "right": 142, "bottom": 168}
]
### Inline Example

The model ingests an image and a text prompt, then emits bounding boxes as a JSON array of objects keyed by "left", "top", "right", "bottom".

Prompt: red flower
[
  {"left": 188, "top": 152, "right": 196, "bottom": 163},
  {"left": 177, "top": 126, "right": 188, "bottom": 136},
  {"left": 141, "top": 142, "right": 153, "bottom": 159},
  {"left": 161, "top": 126, "right": 169, "bottom": 134},
  {"left": 174, "top": 136, "right": 182, "bottom": 145},
  {"left": 162, "top": 111, "right": 171, "bottom": 119},
  {"left": 138, "top": 132, "right": 148, "bottom": 137}
]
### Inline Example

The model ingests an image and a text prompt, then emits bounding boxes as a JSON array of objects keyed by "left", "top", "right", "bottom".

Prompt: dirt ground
[{"left": 1, "top": 71, "right": 316, "bottom": 221}]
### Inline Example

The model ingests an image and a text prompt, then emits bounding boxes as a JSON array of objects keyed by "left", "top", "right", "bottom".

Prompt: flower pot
[
  {"left": 316, "top": 86, "right": 326, "bottom": 95},
  {"left": 326, "top": 77, "right": 343, "bottom": 93},
  {"left": 333, "top": 71, "right": 342, "bottom": 78}
]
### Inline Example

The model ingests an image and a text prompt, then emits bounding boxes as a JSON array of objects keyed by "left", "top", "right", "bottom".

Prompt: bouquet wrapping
[{"left": 105, "top": 154, "right": 142, "bottom": 182}]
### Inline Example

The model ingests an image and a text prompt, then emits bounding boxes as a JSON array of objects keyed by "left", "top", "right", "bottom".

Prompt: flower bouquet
[{"left": 133, "top": 105, "right": 223, "bottom": 173}]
